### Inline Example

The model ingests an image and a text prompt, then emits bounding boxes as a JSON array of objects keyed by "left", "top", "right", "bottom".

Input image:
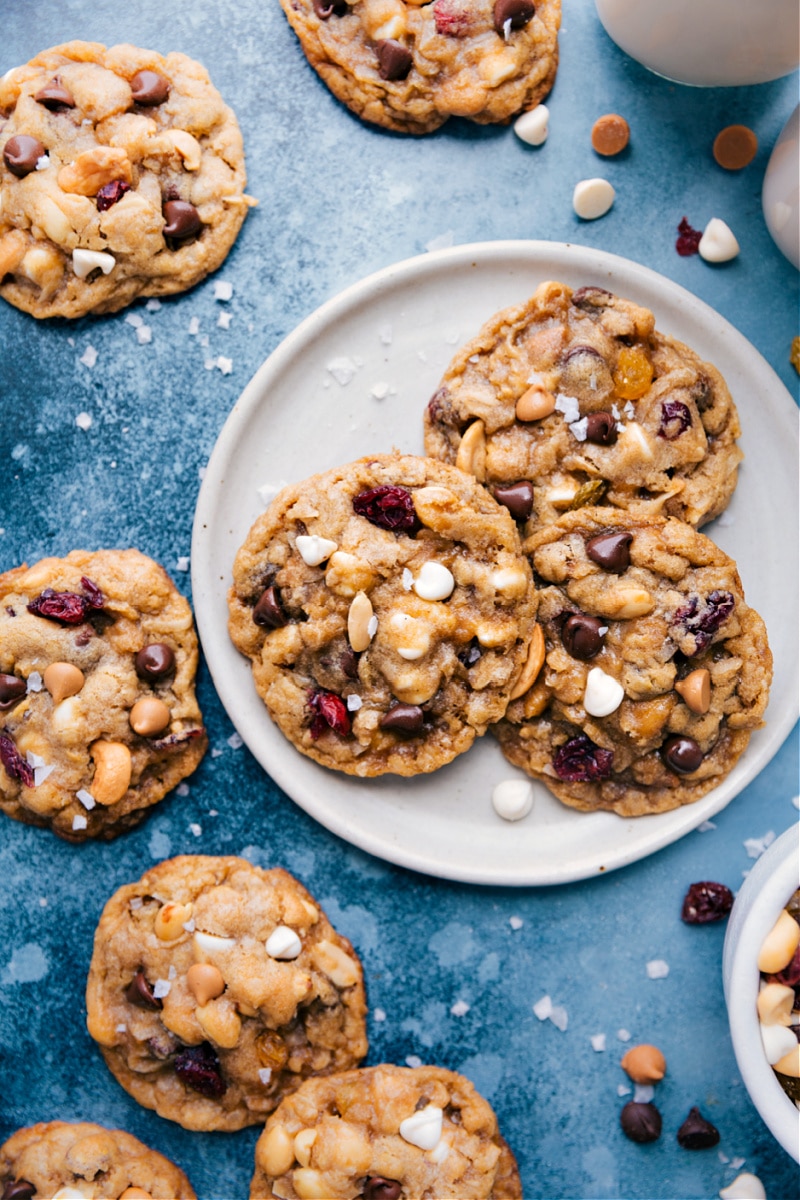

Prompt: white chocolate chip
[
  {"left": 617, "top": 421, "right": 654, "bottom": 460},
  {"left": 390, "top": 612, "right": 431, "bottom": 660},
  {"left": 72, "top": 248, "right": 116, "bottom": 279},
  {"left": 514, "top": 104, "right": 549, "bottom": 146},
  {"left": 760, "top": 1021, "right": 797, "bottom": 1065},
  {"left": 428, "top": 1138, "right": 451, "bottom": 1164},
  {"left": 573, "top": 178, "right": 616, "bottom": 220},
  {"left": 399, "top": 1104, "right": 443, "bottom": 1150},
  {"left": 699, "top": 217, "right": 740, "bottom": 263},
  {"left": 490, "top": 568, "right": 528, "bottom": 597},
  {"left": 266, "top": 925, "right": 302, "bottom": 960},
  {"left": 583, "top": 667, "right": 625, "bottom": 717},
  {"left": 296, "top": 534, "right": 338, "bottom": 566},
  {"left": 413, "top": 561, "right": 455, "bottom": 601},
  {"left": 719, "top": 1174, "right": 766, "bottom": 1200},
  {"left": 193, "top": 931, "right": 237, "bottom": 958},
  {"left": 51, "top": 1190, "right": 92, "bottom": 1200},
  {"left": 492, "top": 779, "right": 534, "bottom": 822}
]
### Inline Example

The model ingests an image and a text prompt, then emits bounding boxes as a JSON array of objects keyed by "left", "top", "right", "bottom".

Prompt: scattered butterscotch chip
[
  {"left": 790, "top": 336, "right": 800, "bottom": 374},
  {"left": 713, "top": 124, "right": 758, "bottom": 170},
  {"left": 591, "top": 113, "right": 630, "bottom": 156}
]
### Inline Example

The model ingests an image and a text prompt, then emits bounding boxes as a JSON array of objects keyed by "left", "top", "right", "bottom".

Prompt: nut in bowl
[{"left": 723, "top": 823, "right": 800, "bottom": 1162}]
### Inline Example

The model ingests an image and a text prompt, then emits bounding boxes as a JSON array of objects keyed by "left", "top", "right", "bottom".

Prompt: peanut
[
  {"left": 292, "top": 1169, "right": 330, "bottom": 1200},
  {"left": 601, "top": 587, "right": 655, "bottom": 620},
  {"left": 58, "top": 146, "right": 132, "bottom": 195},
  {"left": 256, "top": 1125, "right": 295, "bottom": 1177},
  {"left": 187, "top": 962, "right": 225, "bottom": 1005},
  {"left": 154, "top": 901, "right": 193, "bottom": 941},
  {"left": 163, "top": 129, "right": 202, "bottom": 170},
  {"left": 43, "top": 662, "right": 85, "bottom": 703},
  {"left": 509, "top": 625, "right": 545, "bottom": 700},
  {"left": 310, "top": 940, "right": 360, "bottom": 988},
  {"left": 516, "top": 384, "right": 556, "bottom": 422},
  {"left": 37, "top": 196, "right": 72, "bottom": 244},
  {"left": 325, "top": 551, "right": 375, "bottom": 597},
  {"left": 773, "top": 1044, "right": 800, "bottom": 1078},
  {"left": 757, "top": 909, "right": 800, "bottom": 973},
  {"left": 90, "top": 741, "right": 131, "bottom": 806},
  {"left": 294, "top": 1129, "right": 317, "bottom": 1168},
  {"left": 455, "top": 419, "right": 486, "bottom": 480},
  {"left": 196, "top": 997, "right": 242, "bottom": 1048},
  {"left": 347, "top": 591, "right": 375, "bottom": 653},
  {"left": 119, "top": 1190, "right": 153, "bottom": 1200},
  {"left": 620, "top": 1043, "right": 666, "bottom": 1083},
  {"left": 0, "top": 229, "right": 27, "bottom": 276}
]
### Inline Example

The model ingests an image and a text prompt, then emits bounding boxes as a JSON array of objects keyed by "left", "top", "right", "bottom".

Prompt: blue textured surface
[{"left": 1, "top": 2, "right": 799, "bottom": 1199}]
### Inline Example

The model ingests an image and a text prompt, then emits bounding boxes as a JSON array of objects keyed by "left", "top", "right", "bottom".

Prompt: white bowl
[
  {"left": 723, "top": 824, "right": 800, "bottom": 1161},
  {"left": 762, "top": 105, "right": 800, "bottom": 271}
]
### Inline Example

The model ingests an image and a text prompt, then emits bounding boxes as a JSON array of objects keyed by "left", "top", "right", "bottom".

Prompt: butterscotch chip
[
  {"left": 713, "top": 124, "right": 758, "bottom": 170},
  {"left": 591, "top": 113, "right": 629, "bottom": 156}
]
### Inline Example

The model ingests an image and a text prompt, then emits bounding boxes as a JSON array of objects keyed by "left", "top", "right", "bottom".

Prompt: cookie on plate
[
  {"left": 493, "top": 508, "right": 772, "bottom": 816},
  {"left": 228, "top": 453, "right": 538, "bottom": 777},
  {"left": 0, "top": 1120, "right": 196, "bottom": 1200},
  {"left": 424, "top": 280, "right": 743, "bottom": 530},
  {"left": 0, "top": 40, "right": 251, "bottom": 318},
  {"left": 278, "top": 0, "right": 561, "bottom": 134},
  {"left": 250, "top": 1064, "right": 521, "bottom": 1199},
  {"left": 86, "top": 855, "right": 368, "bottom": 1133},
  {"left": 0, "top": 549, "right": 206, "bottom": 840}
]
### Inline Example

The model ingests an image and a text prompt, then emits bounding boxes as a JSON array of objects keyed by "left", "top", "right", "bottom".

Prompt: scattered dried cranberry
[
  {"left": 27, "top": 577, "right": 104, "bottom": 625},
  {"left": 96, "top": 179, "right": 131, "bottom": 211},
  {"left": 672, "top": 591, "right": 734, "bottom": 653},
  {"left": 174, "top": 1042, "right": 226, "bottom": 1098},
  {"left": 353, "top": 485, "right": 416, "bottom": 532},
  {"left": 676, "top": 217, "right": 702, "bottom": 257},
  {"left": 676, "top": 1106, "right": 719, "bottom": 1149},
  {"left": 433, "top": 0, "right": 472, "bottom": 35},
  {"left": 681, "top": 881, "right": 734, "bottom": 924},
  {"left": 552, "top": 734, "right": 613, "bottom": 782},
  {"left": 0, "top": 733, "right": 35, "bottom": 788},
  {"left": 150, "top": 727, "right": 205, "bottom": 752},
  {"left": 658, "top": 400, "right": 693, "bottom": 440},
  {"left": 308, "top": 689, "right": 351, "bottom": 739}
]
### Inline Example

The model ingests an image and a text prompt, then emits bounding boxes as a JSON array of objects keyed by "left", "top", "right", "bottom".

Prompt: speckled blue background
[{"left": 0, "top": 2, "right": 798, "bottom": 1198}]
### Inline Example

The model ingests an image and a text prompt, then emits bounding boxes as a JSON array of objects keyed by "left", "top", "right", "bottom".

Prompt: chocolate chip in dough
[
  {"left": 253, "top": 585, "right": 288, "bottom": 629},
  {"left": 125, "top": 968, "right": 163, "bottom": 1010},
  {"left": 561, "top": 613, "right": 605, "bottom": 660},
  {"left": 2, "top": 1182, "right": 36, "bottom": 1200},
  {"left": 3, "top": 135, "right": 45, "bottom": 178},
  {"left": 361, "top": 1180, "right": 402, "bottom": 1200},
  {"left": 662, "top": 735, "right": 704, "bottom": 774},
  {"left": 492, "top": 481, "right": 534, "bottom": 522},
  {"left": 380, "top": 703, "right": 425, "bottom": 734},
  {"left": 135, "top": 643, "right": 176, "bottom": 681},
  {"left": 0, "top": 674, "right": 27, "bottom": 709},
  {"left": 162, "top": 199, "right": 202, "bottom": 240},
  {"left": 585, "top": 531, "right": 632, "bottom": 573},
  {"left": 585, "top": 412, "right": 618, "bottom": 445},
  {"left": 130, "top": 69, "right": 170, "bottom": 106},
  {"left": 376, "top": 40, "right": 413, "bottom": 81},
  {"left": 34, "top": 78, "right": 75, "bottom": 109},
  {"left": 493, "top": 0, "right": 536, "bottom": 34}
]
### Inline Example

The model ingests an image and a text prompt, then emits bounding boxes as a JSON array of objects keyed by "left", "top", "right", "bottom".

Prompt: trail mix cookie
[
  {"left": 424, "top": 281, "right": 743, "bottom": 530},
  {"left": 228, "top": 454, "right": 538, "bottom": 776},
  {"left": 250, "top": 1064, "right": 521, "bottom": 1199},
  {"left": 0, "top": 40, "right": 251, "bottom": 318},
  {"left": 0, "top": 1121, "right": 196, "bottom": 1200},
  {"left": 278, "top": 0, "right": 561, "bottom": 134},
  {"left": 0, "top": 549, "right": 206, "bottom": 840},
  {"left": 86, "top": 855, "right": 368, "bottom": 1133},
  {"left": 493, "top": 508, "right": 772, "bottom": 816}
]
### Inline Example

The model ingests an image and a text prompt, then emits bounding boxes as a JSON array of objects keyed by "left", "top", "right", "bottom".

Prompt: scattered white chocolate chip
[
  {"left": 719, "top": 1173, "right": 766, "bottom": 1200},
  {"left": 757, "top": 908, "right": 800, "bottom": 972},
  {"left": 326, "top": 356, "right": 358, "bottom": 385},
  {"left": 72, "top": 248, "right": 115, "bottom": 279},
  {"left": 756, "top": 981, "right": 795, "bottom": 1026},
  {"left": 699, "top": 218, "right": 740, "bottom": 263},
  {"left": 413, "top": 561, "right": 455, "bottom": 601},
  {"left": 399, "top": 1104, "right": 443, "bottom": 1150},
  {"left": 296, "top": 534, "right": 338, "bottom": 566},
  {"left": 492, "top": 779, "right": 534, "bottom": 822},
  {"left": 583, "top": 667, "right": 625, "bottom": 717},
  {"left": 266, "top": 925, "right": 302, "bottom": 960},
  {"left": 514, "top": 104, "right": 549, "bottom": 145},
  {"left": 573, "top": 178, "right": 615, "bottom": 220},
  {"left": 760, "top": 1021, "right": 797, "bottom": 1065},
  {"left": 75, "top": 412, "right": 93, "bottom": 430}
]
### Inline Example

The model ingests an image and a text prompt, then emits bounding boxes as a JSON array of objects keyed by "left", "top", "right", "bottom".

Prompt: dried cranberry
[
  {"left": 681, "top": 881, "right": 734, "bottom": 924},
  {"left": 150, "top": 727, "right": 205, "bottom": 752},
  {"left": 308, "top": 690, "right": 351, "bottom": 739},
  {"left": 433, "top": 0, "right": 472, "bottom": 35},
  {"left": 27, "top": 577, "right": 104, "bottom": 625},
  {"left": 0, "top": 734, "right": 34, "bottom": 788},
  {"left": 96, "top": 179, "right": 131, "bottom": 211},
  {"left": 174, "top": 1042, "right": 226, "bottom": 1098},
  {"left": 353, "top": 485, "right": 416, "bottom": 532},
  {"left": 426, "top": 387, "right": 458, "bottom": 428},
  {"left": 676, "top": 217, "right": 702, "bottom": 257},
  {"left": 672, "top": 591, "right": 734, "bottom": 654},
  {"left": 552, "top": 734, "right": 613, "bottom": 782},
  {"left": 658, "top": 400, "right": 693, "bottom": 440}
]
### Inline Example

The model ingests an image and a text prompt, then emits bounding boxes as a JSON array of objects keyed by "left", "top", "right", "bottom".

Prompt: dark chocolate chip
[
  {"left": 492, "top": 481, "right": 534, "bottom": 522},
  {"left": 662, "top": 735, "right": 703, "bottom": 774},
  {"left": 376, "top": 40, "right": 413, "bottom": 81},
  {"left": 130, "top": 70, "right": 170, "bottom": 106},
  {"left": 681, "top": 881, "right": 734, "bottom": 924},
  {"left": 313, "top": 0, "right": 348, "bottom": 14},
  {"left": 585, "top": 531, "right": 632, "bottom": 573},
  {"left": 0, "top": 674, "right": 26, "bottom": 709},
  {"left": 585, "top": 412, "right": 618, "bottom": 445},
  {"left": 253, "top": 585, "right": 287, "bottom": 629},
  {"left": 361, "top": 1179, "right": 402, "bottom": 1200},
  {"left": 2, "top": 1182, "right": 36, "bottom": 1200},
  {"left": 561, "top": 343, "right": 604, "bottom": 365},
  {"left": 3, "top": 135, "right": 46, "bottom": 178},
  {"left": 96, "top": 179, "right": 131, "bottom": 211},
  {"left": 380, "top": 703, "right": 424, "bottom": 734},
  {"left": 162, "top": 199, "right": 202, "bottom": 240},
  {"left": 571, "top": 285, "right": 613, "bottom": 309},
  {"left": 493, "top": 0, "right": 535, "bottom": 33},
  {"left": 34, "top": 78, "right": 75, "bottom": 110},
  {"left": 676, "top": 1107, "right": 719, "bottom": 1149},
  {"left": 620, "top": 1101, "right": 662, "bottom": 1143},
  {"left": 561, "top": 613, "right": 605, "bottom": 660},
  {"left": 135, "top": 643, "right": 176, "bottom": 681},
  {"left": 340, "top": 646, "right": 360, "bottom": 680},
  {"left": 125, "top": 968, "right": 163, "bottom": 1010}
]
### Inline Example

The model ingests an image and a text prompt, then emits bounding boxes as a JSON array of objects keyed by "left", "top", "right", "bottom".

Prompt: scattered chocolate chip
[
  {"left": 313, "top": 0, "right": 348, "bottom": 14},
  {"left": 620, "top": 1100, "right": 662, "bottom": 1143},
  {"left": 162, "top": 199, "right": 202, "bottom": 240},
  {"left": 96, "top": 179, "right": 131, "bottom": 211},
  {"left": 552, "top": 733, "right": 613, "bottom": 782},
  {"left": 585, "top": 412, "right": 617, "bottom": 445},
  {"left": 34, "top": 78, "right": 75, "bottom": 110},
  {"left": 492, "top": 481, "right": 534, "bottom": 522},
  {"left": 130, "top": 70, "right": 170, "bottom": 106},
  {"left": 125, "top": 968, "right": 163, "bottom": 1010},
  {"left": 380, "top": 703, "right": 424, "bottom": 734},
  {"left": 353, "top": 485, "right": 416, "bottom": 531},
  {"left": 361, "top": 1179, "right": 402, "bottom": 1200},
  {"left": 308, "top": 689, "right": 351, "bottom": 738},
  {"left": 3, "top": 135, "right": 46, "bottom": 178},
  {"left": 0, "top": 674, "right": 26, "bottom": 709},
  {"left": 2, "top": 1182, "right": 36, "bottom": 1200},
  {"left": 376, "top": 40, "right": 413, "bottom": 81},
  {"left": 561, "top": 613, "right": 605, "bottom": 660},
  {"left": 662, "top": 734, "right": 703, "bottom": 774},
  {"left": 585, "top": 531, "right": 632, "bottom": 573},
  {"left": 174, "top": 1041, "right": 227, "bottom": 1098},
  {"left": 253, "top": 585, "right": 287, "bottom": 629},
  {"left": 676, "top": 1106, "right": 719, "bottom": 1149},
  {"left": 681, "top": 881, "right": 734, "bottom": 924},
  {"left": 493, "top": 0, "right": 535, "bottom": 33},
  {"left": 135, "top": 643, "right": 176, "bottom": 681}
]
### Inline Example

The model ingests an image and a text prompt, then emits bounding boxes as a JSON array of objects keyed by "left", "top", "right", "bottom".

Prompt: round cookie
[
  {"left": 0, "top": 40, "right": 251, "bottom": 318},
  {"left": 85, "top": 855, "right": 368, "bottom": 1133},
  {"left": 0, "top": 549, "right": 206, "bottom": 841},
  {"left": 250, "top": 1064, "right": 521, "bottom": 1199},
  {"left": 228, "top": 453, "right": 538, "bottom": 777},
  {"left": 424, "top": 280, "right": 743, "bottom": 530},
  {"left": 0, "top": 1121, "right": 196, "bottom": 1200},
  {"left": 493, "top": 508, "right": 772, "bottom": 816},
  {"left": 278, "top": 0, "right": 561, "bottom": 134}
]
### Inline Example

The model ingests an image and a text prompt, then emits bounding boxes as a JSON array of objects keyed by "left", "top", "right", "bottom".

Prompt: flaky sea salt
[
  {"left": 76, "top": 789, "right": 96, "bottom": 810},
  {"left": 327, "top": 356, "right": 358, "bottom": 386},
  {"left": 451, "top": 1000, "right": 470, "bottom": 1017},
  {"left": 370, "top": 381, "right": 390, "bottom": 400},
  {"left": 125, "top": 312, "right": 143, "bottom": 328},
  {"left": 26, "top": 672, "right": 43, "bottom": 693},
  {"left": 175, "top": 556, "right": 190, "bottom": 572},
  {"left": 617, "top": 1029, "right": 632, "bottom": 1042},
  {"left": 189, "top": 823, "right": 202, "bottom": 837},
  {"left": 646, "top": 959, "right": 669, "bottom": 980},
  {"left": 509, "top": 916, "right": 524, "bottom": 931},
  {"left": 75, "top": 411, "right": 93, "bottom": 430},
  {"left": 135, "top": 325, "right": 152, "bottom": 345},
  {"left": 145, "top": 298, "right": 161, "bottom": 312},
  {"left": 216, "top": 355, "right": 233, "bottom": 375},
  {"left": 425, "top": 230, "right": 454, "bottom": 252},
  {"left": 72, "top": 815, "right": 88, "bottom": 831},
  {"left": 378, "top": 323, "right": 393, "bottom": 345},
  {"left": 153, "top": 979, "right": 171, "bottom": 999},
  {"left": 555, "top": 394, "right": 581, "bottom": 423},
  {"left": 188, "top": 316, "right": 200, "bottom": 335},
  {"left": 405, "top": 1055, "right": 423, "bottom": 1068},
  {"left": 698, "top": 820, "right": 717, "bottom": 832},
  {"left": 374, "top": 1008, "right": 387, "bottom": 1022},
  {"left": 79, "top": 345, "right": 98, "bottom": 368},
  {"left": 591, "top": 1033, "right": 606, "bottom": 1052},
  {"left": 617, "top": 1084, "right": 632, "bottom": 1096},
  {"left": 402, "top": 568, "right": 413, "bottom": 591},
  {"left": 258, "top": 1067, "right": 272, "bottom": 1084},
  {"left": 570, "top": 416, "right": 589, "bottom": 441},
  {"left": 214, "top": 281, "right": 233, "bottom": 301},
  {"left": 228, "top": 732, "right": 243, "bottom": 750},
  {"left": 218, "top": 311, "right": 232, "bottom": 329},
  {"left": 633, "top": 1084, "right": 654, "bottom": 1103},
  {"left": 744, "top": 831, "right": 775, "bottom": 859},
  {"left": 346, "top": 694, "right": 362, "bottom": 712}
]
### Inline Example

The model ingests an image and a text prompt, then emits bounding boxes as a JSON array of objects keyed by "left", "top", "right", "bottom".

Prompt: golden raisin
[
  {"left": 613, "top": 346, "right": 653, "bottom": 400},
  {"left": 568, "top": 479, "right": 608, "bottom": 509},
  {"left": 256, "top": 1031, "right": 289, "bottom": 1071}
]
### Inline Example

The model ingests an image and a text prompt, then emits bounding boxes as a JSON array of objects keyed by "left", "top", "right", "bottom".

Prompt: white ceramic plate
[{"left": 192, "top": 241, "right": 799, "bottom": 885}]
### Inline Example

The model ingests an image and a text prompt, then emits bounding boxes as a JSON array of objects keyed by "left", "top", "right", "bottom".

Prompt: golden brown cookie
[
  {"left": 86, "top": 855, "right": 368, "bottom": 1132},
  {"left": 424, "top": 280, "right": 743, "bottom": 531},
  {"left": 228, "top": 453, "right": 538, "bottom": 777},
  {"left": 0, "top": 1120, "right": 195, "bottom": 1200},
  {"left": 250, "top": 1064, "right": 521, "bottom": 1199},
  {"left": 0, "top": 549, "right": 206, "bottom": 841},
  {"left": 0, "top": 40, "right": 251, "bottom": 317},
  {"left": 279, "top": 0, "right": 561, "bottom": 134},
  {"left": 493, "top": 508, "right": 772, "bottom": 816}
]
